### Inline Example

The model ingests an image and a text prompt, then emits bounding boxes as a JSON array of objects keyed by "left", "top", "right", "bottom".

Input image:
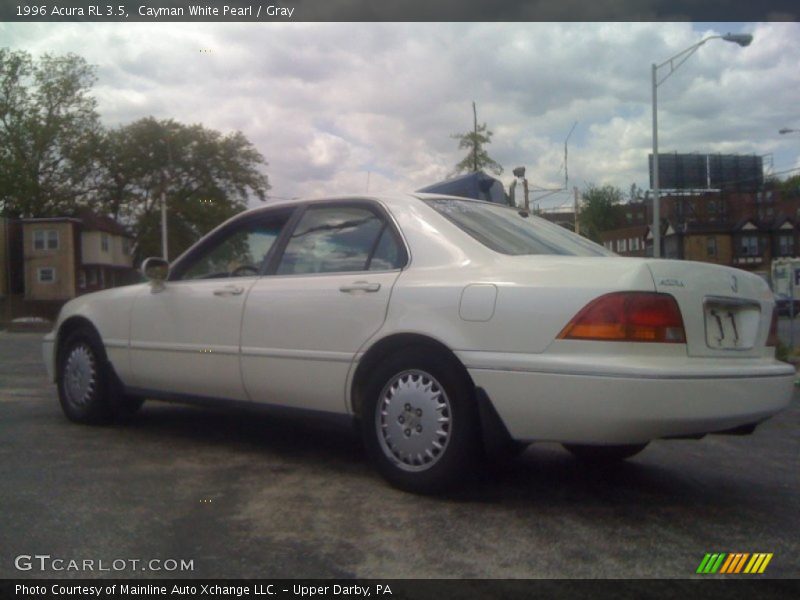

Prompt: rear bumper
[{"left": 462, "top": 353, "right": 795, "bottom": 444}]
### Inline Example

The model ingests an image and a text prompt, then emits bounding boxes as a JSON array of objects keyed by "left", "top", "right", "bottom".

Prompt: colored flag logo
[{"left": 697, "top": 553, "right": 773, "bottom": 574}]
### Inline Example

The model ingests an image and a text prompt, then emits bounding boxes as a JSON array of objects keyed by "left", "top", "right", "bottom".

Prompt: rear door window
[{"left": 276, "top": 205, "right": 405, "bottom": 275}]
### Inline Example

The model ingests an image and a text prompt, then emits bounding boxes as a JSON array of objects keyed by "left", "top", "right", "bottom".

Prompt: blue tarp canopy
[{"left": 416, "top": 171, "right": 509, "bottom": 205}]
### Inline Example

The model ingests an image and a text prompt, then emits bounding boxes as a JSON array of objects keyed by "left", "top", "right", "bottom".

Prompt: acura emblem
[{"left": 730, "top": 275, "right": 738, "bottom": 293}]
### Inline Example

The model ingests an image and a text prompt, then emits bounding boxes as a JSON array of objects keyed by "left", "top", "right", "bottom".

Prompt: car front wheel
[
  {"left": 57, "top": 328, "right": 143, "bottom": 424},
  {"left": 361, "top": 347, "right": 480, "bottom": 494}
]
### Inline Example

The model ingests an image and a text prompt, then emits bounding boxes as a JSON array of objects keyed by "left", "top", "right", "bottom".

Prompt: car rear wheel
[
  {"left": 57, "top": 328, "right": 143, "bottom": 424},
  {"left": 361, "top": 347, "right": 480, "bottom": 494},
  {"left": 562, "top": 442, "right": 648, "bottom": 464}
]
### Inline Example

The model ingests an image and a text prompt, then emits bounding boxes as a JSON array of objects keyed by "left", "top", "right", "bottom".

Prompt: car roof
[{"left": 242, "top": 191, "right": 506, "bottom": 215}]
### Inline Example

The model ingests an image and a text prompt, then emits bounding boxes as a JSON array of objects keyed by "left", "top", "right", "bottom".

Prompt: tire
[
  {"left": 562, "top": 442, "right": 648, "bottom": 464},
  {"left": 361, "top": 347, "right": 480, "bottom": 494},
  {"left": 57, "top": 327, "right": 143, "bottom": 424}
]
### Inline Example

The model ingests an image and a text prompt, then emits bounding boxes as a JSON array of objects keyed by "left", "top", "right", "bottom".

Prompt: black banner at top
[{"left": 1, "top": 0, "right": 799, "bottom": 22}]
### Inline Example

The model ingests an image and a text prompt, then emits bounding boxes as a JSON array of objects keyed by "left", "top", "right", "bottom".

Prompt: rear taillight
[
  {"left": 766, "top": 308, "right": 779, "bottom": 347},
  {"left": 557, "top": 292, "right": 686, "bottom": 343}
]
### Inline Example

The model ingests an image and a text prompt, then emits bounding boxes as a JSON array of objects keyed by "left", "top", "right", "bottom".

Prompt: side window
[
  {"left": 368, "top": 226, "right": 403, "bottom": 271},
  {"left": 277, "top": 206, "right": 385, "bottom": 275},
  {"left": 175, "top": 211, "right": 291, "bottom": 281}
]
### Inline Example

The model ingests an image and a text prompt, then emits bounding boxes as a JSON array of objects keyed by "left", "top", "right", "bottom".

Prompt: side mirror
[{"left": 141, "top": 257, "right": 169, "bottom": 285}]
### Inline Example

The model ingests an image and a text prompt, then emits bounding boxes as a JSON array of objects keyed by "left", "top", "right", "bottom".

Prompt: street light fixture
[
  {"left": 650, "top": 32, "right": 753, "bottom": 258},
  {"left": 780, "top": 128, "right": 799, "bottom": 135}
]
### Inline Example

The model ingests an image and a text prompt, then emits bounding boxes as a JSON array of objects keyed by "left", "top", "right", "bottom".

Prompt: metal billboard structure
[{"left": 648, "top": 153, "right": 763, "bottom": 192}]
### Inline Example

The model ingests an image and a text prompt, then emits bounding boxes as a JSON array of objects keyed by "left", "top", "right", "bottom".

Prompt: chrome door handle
[
  {"left": 339, "top": 281, "right": 381, "bottom": 293},
  {"left": 213, "top": 285, "right": 245, "bottom": 296}
]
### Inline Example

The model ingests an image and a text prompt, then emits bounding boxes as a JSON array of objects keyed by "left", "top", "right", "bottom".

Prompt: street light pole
[
  {"left": 650, "top": 32, "right": 752, "bottom": 258},
  {"left": 161, "top": 177, "right": 168, "bottom": 261},
  {"left": 161, "top": 134, "right": 173, "bottom": 262},
  {"left": 564, "top": 121, "right": 577, "bottom": 191},
  {"left": 651, "top": 62, "right": 660, "bottom": 258}
]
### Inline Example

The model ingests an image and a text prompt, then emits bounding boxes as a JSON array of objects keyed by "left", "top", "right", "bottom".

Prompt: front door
[{"left": 128, "top": 207, "right": 294, "bottom": 400}]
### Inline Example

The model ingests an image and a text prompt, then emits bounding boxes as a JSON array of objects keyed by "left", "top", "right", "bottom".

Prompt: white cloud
[{"left": 2, "top": 21, "right": 799, "bottom": 209}]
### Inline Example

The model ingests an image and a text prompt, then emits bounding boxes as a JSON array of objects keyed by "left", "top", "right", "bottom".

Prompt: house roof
[
  {"left": 21, "top": 209, "right": 131, "bottom": 238},
  {"left": 74, "top": 208, "right": 132, "bottom": 238},
  {"left": 599, "top": 225, "right": 648, "bottom": 241}
]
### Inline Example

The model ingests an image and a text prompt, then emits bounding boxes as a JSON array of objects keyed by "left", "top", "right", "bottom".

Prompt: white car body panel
[
  {"left": 43, "top": 192, "right": 794, "bottom": 446},
  {"left": 470, "top": 367, "right": 792, "bottom": 443},
  {"left": 127, "top": 277, "right": 260, "bottom": 400},
  {"left": 43, "top": 284, "right": 143, "bottom": 383},
  {"left": 240, "top": 270, "right": 401, "bottom": 412}
]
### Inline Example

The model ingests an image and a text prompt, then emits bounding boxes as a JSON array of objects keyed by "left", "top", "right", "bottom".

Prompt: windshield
[{"left": 425, "top": 198, "right": 614, "bottom": 257}]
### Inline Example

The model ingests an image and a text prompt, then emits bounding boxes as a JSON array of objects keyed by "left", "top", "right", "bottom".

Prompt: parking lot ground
[{"left": 1, "top": 331, "right": 799, "bottom": 579}]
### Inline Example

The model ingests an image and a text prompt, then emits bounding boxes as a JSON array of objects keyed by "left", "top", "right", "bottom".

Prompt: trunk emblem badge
[{"left": 659, "top": 278, "right": 684, "bottom": 288}]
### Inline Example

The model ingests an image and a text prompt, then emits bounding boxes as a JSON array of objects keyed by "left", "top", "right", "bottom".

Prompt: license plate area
[{"left": 703, "top": 297, "right": 760, "bottom": 351}]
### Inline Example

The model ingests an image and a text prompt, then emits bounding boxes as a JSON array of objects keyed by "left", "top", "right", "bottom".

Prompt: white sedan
[{"left": 43, "top": 194, "right": 794, "bottom": 493}]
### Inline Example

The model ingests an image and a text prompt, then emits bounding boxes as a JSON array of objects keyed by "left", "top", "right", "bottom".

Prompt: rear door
[{"left": 240, "top": 200, "right": 407, "bottom": 412}]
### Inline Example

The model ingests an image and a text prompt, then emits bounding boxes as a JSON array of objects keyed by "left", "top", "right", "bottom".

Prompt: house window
[
  {"left": 33, "top": 230, "right": 59, "bottom": 250},
  {"left": 740, "top": 235, "right": 759, "bottom": 256},
  {"left": 101, "top": 234, "right": 110, "bottom": 252},
  {"left": 707, "top": 236, "right": 717, "bottom": 257},
  {"left": 77, "top": 270, "right": 86, "bottom": 289},
  {"left": 122, "top": 237, "right": 131, "bottom": 255},
  {"left": 37, "top": 267, "right": 55, "bottom": 283},
  {"left": 619, "top": 239, "right": 627, "bottom": 252},
  {"left": 88, "top": 268, "right": 97, "bottom": 286},
  {"left": 779, "top": 235, "right": 794, "bottom": 257}
]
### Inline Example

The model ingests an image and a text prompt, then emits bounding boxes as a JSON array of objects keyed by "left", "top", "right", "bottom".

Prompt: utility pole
[
  {"left": 3, "top": 217, "right": 11, "bottom": 325},
  {"left": 564, "top": 121, "right": 577, "bottom": 190},
  {"left": 472, "top": 101, "right": 478, "bottom": 172},
  {"left": 574, "top": 186, "right": 581, "bottom": 235},
  {"left": 161, "top": 176, "right": 168, "bottom": 261},
  {"left": 161, "top": 133, "right": 173, "bottom": 262}
]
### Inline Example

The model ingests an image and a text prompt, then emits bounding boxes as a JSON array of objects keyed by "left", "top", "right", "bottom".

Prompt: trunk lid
[{"left": 647, "top": 260, "right": 774, "bottom": 357}]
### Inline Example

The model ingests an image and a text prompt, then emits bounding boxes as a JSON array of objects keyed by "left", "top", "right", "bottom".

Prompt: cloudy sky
[{"left": 2, "top": 21, "right": 799, "bottom": 210}]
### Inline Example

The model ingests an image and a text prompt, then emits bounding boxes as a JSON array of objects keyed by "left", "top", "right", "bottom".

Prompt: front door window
[{"left": 173, "top": 210, "right": 292, "bottom": 281}]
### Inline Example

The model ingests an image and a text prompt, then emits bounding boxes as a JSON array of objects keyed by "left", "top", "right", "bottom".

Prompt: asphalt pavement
[{"left": 1, "top": 331, "right": 798, "bottom": 579}]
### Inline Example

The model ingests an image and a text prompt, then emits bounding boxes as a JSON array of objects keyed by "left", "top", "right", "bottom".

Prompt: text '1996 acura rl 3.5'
[{"left": 43, "top": 194, "right": 794, "bottom": 493}]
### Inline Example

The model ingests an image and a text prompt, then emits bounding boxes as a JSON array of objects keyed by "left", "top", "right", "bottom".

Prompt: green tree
[
  {"left": 0, "top": 49, "right": 102, "bottom": 217},
  {"left": 578, "top": 184, "right": 624, "bottom": 242},
  {"left": 96, "top": 117, "right": 270, "bottom": 263},
  {"left": 778, "top": 173, "right": 800, "bottom": 196},
  {"left": 628, "top": 182, "right": 645, "bottom": 202},
  {"left": 451, "top": 101, "right": 503, "bottom": 176}
]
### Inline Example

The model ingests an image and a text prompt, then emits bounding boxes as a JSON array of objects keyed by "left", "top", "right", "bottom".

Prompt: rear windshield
[{"left": 425, "top": 198, "right": 614, "bottom": 257}]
